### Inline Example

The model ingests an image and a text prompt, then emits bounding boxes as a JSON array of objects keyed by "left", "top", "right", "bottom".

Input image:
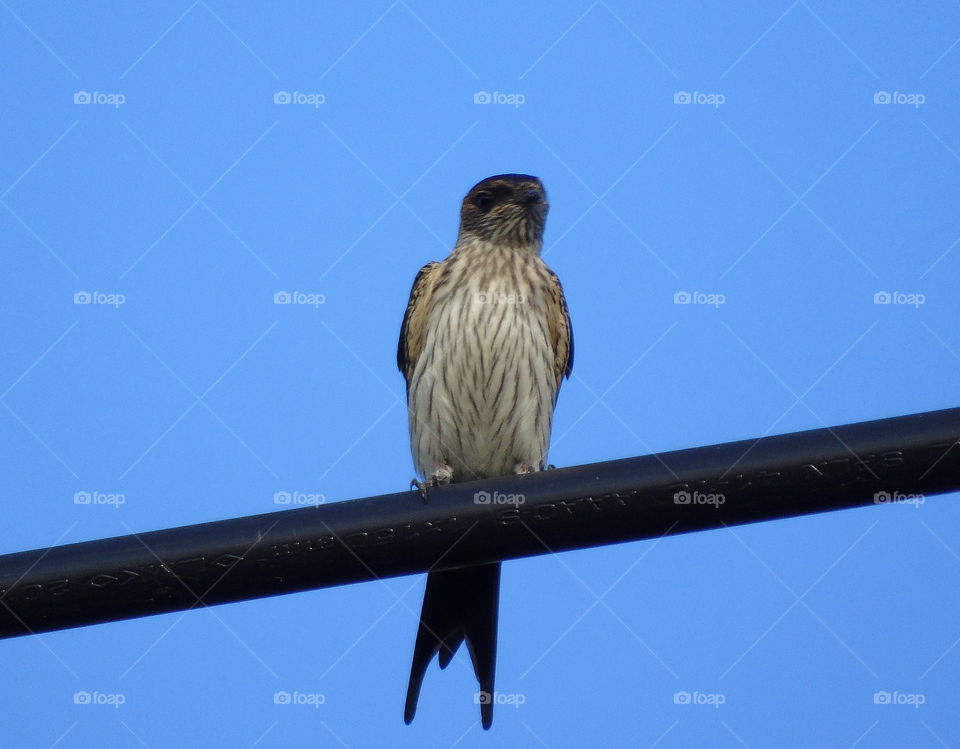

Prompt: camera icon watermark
[
  {"left": 73, "top": 490, "right": 126, "bottom": 508},
  {"left": 473, "top": 90, "right": 525, "bottom": 108},
  {"left": 873, "top": 290, "right": 925, "bottom": 308},
  {"left": 273, "top": 490, "right": 325, "bottom": 506},
  {"left": 673, "top": 290, "right": 725, "bottom": 308},
  {"left": 74, "top": 290, "right": 126, "bottom": 308},
  {"left": 873, "top": 490, "right": 925, "bottom": 508},
  {"left": 474, "top": 691, "right": 526, "bottom": 707},
  {"left": 474, "top": 291, "right": 525, "bottom": 305},
  {"left": 74, "top": 91, "right": 125, "bottom": 108},
  {"left": 873, "top": 91, "right": 924, "bottom": 108},
  {"left": 273, "top": 91, "right": 325, "bottom": 108},
  {"left": 873, "top": 690, "right": 925, "bottom": 708},
  {"left": 73, "top": 690, "right": 126, "bottom": 708},
  {"left": 673, "top": 690, "right": 725, "bottom": 708},
  {"left": 673, "top": 490, "right": 725, "bottom": 507},
  {"left": 274, "top": 290, "right": 325, "bottom": 307},
  {"left": 474, "top": 490, "right": 525, "bottom": 506},
  {"left": 673, "top": 91, "right": 725, "bottom": 108},
  {"left": 273, "top": 690, "right": 325, "bottom": 708}
]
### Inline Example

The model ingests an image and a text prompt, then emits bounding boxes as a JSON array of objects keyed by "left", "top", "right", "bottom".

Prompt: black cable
[{"left": 0, "top": 407, "right": 957, "bottom": 639}]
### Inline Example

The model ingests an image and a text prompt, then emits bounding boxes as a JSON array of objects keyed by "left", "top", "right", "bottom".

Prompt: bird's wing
[
  {"left": 398, "top": 261, "right": 442, "bottom": 388},
  {"left": 546, "top": 269, "right": 574, "bottom": 387}
]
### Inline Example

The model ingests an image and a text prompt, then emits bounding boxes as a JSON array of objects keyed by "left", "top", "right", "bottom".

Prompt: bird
[{"left": 397, "top": 174, "right": 573, "bottom": 729}]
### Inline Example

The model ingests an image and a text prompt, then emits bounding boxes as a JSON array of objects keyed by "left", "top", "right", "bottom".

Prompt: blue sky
[{"left": 2, "top": 1, "right": 960, "bottom": 746}]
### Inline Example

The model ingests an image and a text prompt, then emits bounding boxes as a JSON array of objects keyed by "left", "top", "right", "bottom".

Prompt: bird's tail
[{"left": 404, "top": 562, "right": 501, "bottom": 730}]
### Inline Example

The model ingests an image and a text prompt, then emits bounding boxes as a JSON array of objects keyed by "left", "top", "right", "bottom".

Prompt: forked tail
[{"left": 404, "top": 562, "right": 501, "bottom": 729}]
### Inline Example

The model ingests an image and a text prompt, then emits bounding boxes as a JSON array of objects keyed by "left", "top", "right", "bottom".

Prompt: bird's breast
[{"left": 408, "top": 248, "right": 558, "bottom": 480}]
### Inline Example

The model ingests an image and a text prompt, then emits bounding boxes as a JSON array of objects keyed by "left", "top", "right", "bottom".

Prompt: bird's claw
[{"left": 410, "top": 478, "right": 430, "bottom": 504}]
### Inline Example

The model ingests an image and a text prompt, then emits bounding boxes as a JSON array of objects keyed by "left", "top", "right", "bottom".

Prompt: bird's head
[{"left": 458, "top": 174, "right": 548, "bottom": 249}]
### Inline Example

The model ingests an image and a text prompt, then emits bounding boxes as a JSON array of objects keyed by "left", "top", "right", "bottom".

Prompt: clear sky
[{"left": 2, "top": 2, "right": 960, "bottom": 747}]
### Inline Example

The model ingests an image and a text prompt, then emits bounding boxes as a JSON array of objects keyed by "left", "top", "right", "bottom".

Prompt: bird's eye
[{"left": 474, "top": 191, "right": 494, "bottom": 212}]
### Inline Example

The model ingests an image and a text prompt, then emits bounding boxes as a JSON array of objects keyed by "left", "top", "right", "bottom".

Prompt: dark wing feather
[
  {"left": 546, "top": 269, "right": 573, "bottom": 387},
  {"left": 398, "top": 261, "right": 442, "bottom": 388}
]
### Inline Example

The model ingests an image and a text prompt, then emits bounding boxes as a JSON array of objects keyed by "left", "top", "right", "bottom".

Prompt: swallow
[{"left": 398, "top": 174, "right": 573, "bottom": 729}]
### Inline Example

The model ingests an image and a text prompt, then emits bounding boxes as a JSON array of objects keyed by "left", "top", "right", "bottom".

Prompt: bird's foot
[
  {"left": 411, "top": 463, "right": 453, "bottom": 503},
  {"left": 514, "top": 461, "right": 536, "bottom": 476}
]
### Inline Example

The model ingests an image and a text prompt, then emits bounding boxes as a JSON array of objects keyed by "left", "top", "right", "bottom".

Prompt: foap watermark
[
  {"left": 74, "top": 91, "right": 125, "bottom": 108},
  {"left": 74, "top": 290, "right": 125, "bottom": 308},
  {"left": 873, "top": 91, "right": 924, "bottom": 108},
  {"left": 475, "top": 691, "right": 526, "bottom": 708},
  {"left": 674, "top": 690, "right": 725, "bottom": 708},
  {"left": 874, "top": 690, "right": 925, "bottom": 708},
  {"left": 473, "top": 91, "right": 525, "bottom": 108},
  {"left": 674, "top": 91, "right": 725, "bottom": 108},
  {"left": 674, "top": 290, "right": 725, "bottom": 308},
  {"left": 273, "top": 690, "right": 325, "bottom": 708},
  {"left": 874, "top": 490, "right": 925, "bottom": 508},
  {"left": 674, "top": 490, "right": 725, "bottom": 508},
  {"left": 74, "top": 490, "right": 126, "bottom": 508},
  {"left": 474, "top": 490, "right": 525, "bottom": 506},
  {"left": 474, "top": 291, "right": 525, "bottom": 305},
  {"left": 274, "top": 290, "right": 325, "bottom": 307},
  {"left": 873, "top": 291, "right": 925, "bottom": 308},
  {"left": 274, "top": 91, "right": 325, "bottom": 108},
  {"left": 74, "top": 691, "right": 126, "bottom": 708},
  {"left": 273, "top": 490, "right": 325, "bottom": 506}
]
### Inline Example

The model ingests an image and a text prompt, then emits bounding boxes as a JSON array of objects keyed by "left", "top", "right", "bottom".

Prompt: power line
[{"left": 0, "top": 407, "right": 957, "bottom": 639}]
